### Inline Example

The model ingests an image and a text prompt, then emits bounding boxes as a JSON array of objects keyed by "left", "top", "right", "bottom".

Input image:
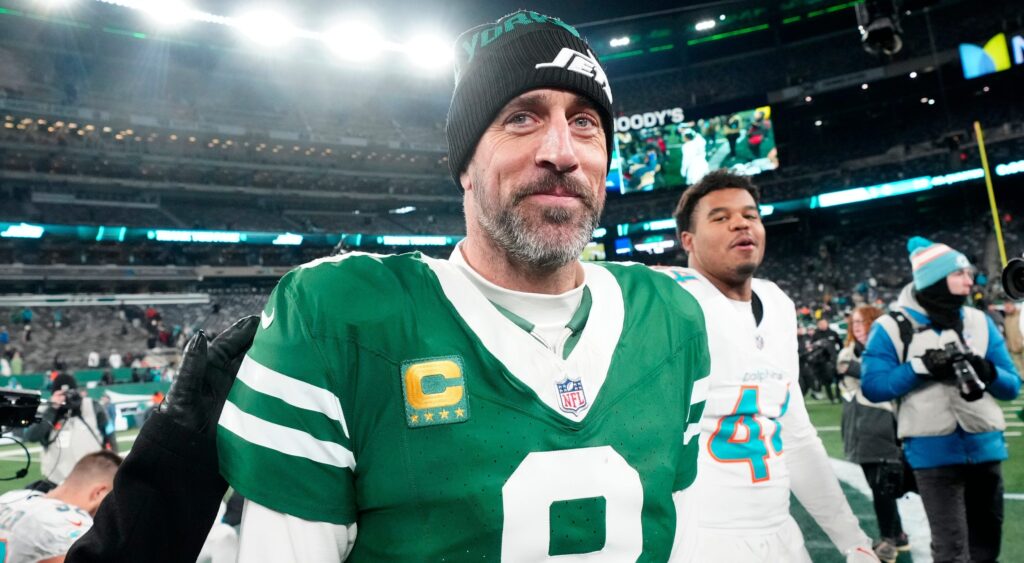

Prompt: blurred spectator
[
  {"left": 862, "top": 237, "right": 1022, "bottom": 563},
  {"left": 808, "top": 318, "right": 842, "bottom": 403},
  {"left": 100, "top": 369, "right": 113, "bottom": 386},
  {"left": 87, "top": 350, "right": 100, "bottom": 368},
  {"left": 0, "top": 325, "right": 8, "bottom": 346},
  {"left": 838, "top": 305, "right": 908, "bottom": 559},
  {"left": 54, "top": 309, "right": 64, "bottom": 329},
  {"left": 108, "top": 349, "right": 122, "bottom": 369},
  {"left": 1003, "top": 301, "right": 1023, "bottom": 374},
  {"left": 22, "top": 324, "right": 31, "bottom": 342},
  {"left": 0, "top": 355, "right": 10, "bottom": 377},
  {"left": 11, "top": 350, "right": 22, "bottom": 375},
  {"left": 21, "top": 307, "right": 32, "bottom": 325},
  {"left": 0, "top": 451, "right": 122, "bottom": 563},
  {"left": 797, "top": 324, "right": 815, "bottom": 395},
  {"left": 98, "top": 394, "right": 118, "bottom": 453}
]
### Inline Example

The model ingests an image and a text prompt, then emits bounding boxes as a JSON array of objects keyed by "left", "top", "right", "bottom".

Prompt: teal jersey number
[{"left": 708, "top": 386, "right": 786, "bottom": 483}]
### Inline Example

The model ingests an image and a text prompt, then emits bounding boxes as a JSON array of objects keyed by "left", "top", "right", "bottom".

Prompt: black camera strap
[{"left": 889, "top": 311, "right": 915, "bottom": 362}]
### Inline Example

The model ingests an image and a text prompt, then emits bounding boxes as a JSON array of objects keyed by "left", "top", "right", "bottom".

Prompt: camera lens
[{"left": 1002, "top": 257, "right": 1024, "bottom": 300}]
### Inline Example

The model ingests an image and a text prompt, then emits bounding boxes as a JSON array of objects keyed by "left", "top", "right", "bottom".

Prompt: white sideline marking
[
  {"left": 0, "top": 434, "right": 137, "bottom": 461},
  {"left": 830, "top": 458, "right": 932, "bottom": 563},
  {"left": 1006, "top": 431, "right": 1022, "bottom": 437},
  {"left": 815, "top": 425, "right": 840, "bottom": 432}
]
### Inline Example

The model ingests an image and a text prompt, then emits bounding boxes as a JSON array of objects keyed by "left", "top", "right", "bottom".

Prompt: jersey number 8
[{"left": 501, "top": 446, "right": 644, "bottom": 561}]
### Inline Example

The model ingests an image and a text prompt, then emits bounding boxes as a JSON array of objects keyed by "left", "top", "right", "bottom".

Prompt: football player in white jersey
[
  {"left": 0, "top": 450, "right": 121, "bottom": 563},
  {"left": 661, "top": 169, "right": 878, "bottom": 562}
]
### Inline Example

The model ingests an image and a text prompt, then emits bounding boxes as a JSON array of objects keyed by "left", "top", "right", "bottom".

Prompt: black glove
[
  {"left": 965, "top": 354, "right": 997, "bottom": 385},
  {"left": 157, "top": 315, "right": 259, "bottom": 433},
  {"left": 66, "top": 315, "right": 258, "bottom": 563},
  {"left": 920, "top": 348, "right": 957, "bottom": 382}
]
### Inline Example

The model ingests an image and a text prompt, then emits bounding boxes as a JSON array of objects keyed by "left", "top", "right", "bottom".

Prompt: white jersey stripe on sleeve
[
  {"left": 683, "top": 422, "right": 701, "bottom": 446},
  {"left": 236, "top": 354, "right": 350, "bottom": 439},
  {"left": 220, "top": 401, "right": 356, "bottom": 470},
  {"left": 689, "top": 376, "right": 709, "bottom": 406}
]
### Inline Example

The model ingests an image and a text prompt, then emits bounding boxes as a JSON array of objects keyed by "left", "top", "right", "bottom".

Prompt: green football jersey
[{"left": 217, "top": 252, "right": 709, "bottom": 561}]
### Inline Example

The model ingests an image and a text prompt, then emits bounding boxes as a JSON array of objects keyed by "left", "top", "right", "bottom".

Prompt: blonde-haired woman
[{"left": 838, "top": 306, "right": 908, "bottom": 562}]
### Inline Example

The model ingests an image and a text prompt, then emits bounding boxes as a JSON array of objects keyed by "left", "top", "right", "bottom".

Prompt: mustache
[{"left": 511, "top": 174, "right": 596, "bottom": 208}]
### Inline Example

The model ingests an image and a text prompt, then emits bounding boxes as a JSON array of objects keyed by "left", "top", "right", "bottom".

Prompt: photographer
[
  {"left": 23, "top": 372, "right": 108, "bottom": 489},
  {"left": 862, "top": 237, "right": 1021, "bottom": 563}
]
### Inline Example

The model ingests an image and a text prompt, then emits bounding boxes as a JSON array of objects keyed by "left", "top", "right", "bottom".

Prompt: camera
[
  {"left": 855, "top": 0, "right": 903, "bottom": 56},
  {"left": 1002, "top": 256, "right": 1024, "bottom": 299},
  {"left": 0, "top": 388, "right": 42, "bottom": 429},
  {"left": 943, "top": 342, "right": 986, "bottom": 402},
  {"left": 56, "top": 385, "right": 83, "bottom": 419}
]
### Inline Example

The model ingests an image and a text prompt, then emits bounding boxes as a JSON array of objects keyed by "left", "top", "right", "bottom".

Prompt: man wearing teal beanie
[{"left": 862, "top": 236, "right": 1021, "bottom": 563}]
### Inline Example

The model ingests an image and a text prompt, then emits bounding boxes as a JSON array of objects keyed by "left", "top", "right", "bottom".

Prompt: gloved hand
[
  {"left": 965, "top": 353, "right": 997, "bottom": 385},
  {"left": 157, "top": 315, "right": 259, "bottom": 433},
  {"left": 845, "top": 545, "right": 881, "bottom": 562},
  {"left": 920, "top": 348, "right": 957, "bottom": 382}
]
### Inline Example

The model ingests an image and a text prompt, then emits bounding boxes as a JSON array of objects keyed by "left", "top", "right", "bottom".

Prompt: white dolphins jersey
[
  {"left": 659, "top": 267, "right": 818, "bottom": 531},
  {"left": 0, "top": 489, "right": 92, "bottom": 562}
]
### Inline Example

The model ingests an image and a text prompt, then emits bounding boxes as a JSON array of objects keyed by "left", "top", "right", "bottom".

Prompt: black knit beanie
[{"left": 445, "top": 10, "right": 615, "bottom": 189}]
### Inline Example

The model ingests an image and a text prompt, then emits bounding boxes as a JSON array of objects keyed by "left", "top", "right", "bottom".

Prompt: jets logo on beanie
[
  {"left": 445, "top": 10, "right": 615, "bottom": 189},
  {"left": 908, "top": 236, "right": 973, "bottom": 289}
]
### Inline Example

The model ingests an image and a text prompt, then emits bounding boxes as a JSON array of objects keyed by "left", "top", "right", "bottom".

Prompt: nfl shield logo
[{"left": 556, "top": 377, "right": 588, "bottom": 415}]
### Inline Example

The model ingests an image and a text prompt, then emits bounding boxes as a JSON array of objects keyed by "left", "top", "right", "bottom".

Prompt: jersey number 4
[
  {"left": 707, "top": 385, "right": 788, "bottom": 482},
  {"left": 501, "top": 446, "right": 644, "bottom": 561}
]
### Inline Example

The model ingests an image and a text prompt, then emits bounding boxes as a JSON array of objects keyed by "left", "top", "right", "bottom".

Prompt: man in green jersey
[{"left": 216, "top": 10, "right": 711, "bottom": 562}]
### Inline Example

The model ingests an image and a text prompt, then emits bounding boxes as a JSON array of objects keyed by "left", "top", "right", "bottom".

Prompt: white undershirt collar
[{"left": 448, "top": 243, "right": 584, "bottom": 348}]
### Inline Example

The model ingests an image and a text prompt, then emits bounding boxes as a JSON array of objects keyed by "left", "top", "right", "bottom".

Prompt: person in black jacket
[
  {"left": 66, "top": 315, "right": 258, "bottom": 563},
  {"left": 809, "top": 317, "right": 843, "bottom": 403},
  {"left": 837, "top": 306, "right": 908, "bottom": 562}
]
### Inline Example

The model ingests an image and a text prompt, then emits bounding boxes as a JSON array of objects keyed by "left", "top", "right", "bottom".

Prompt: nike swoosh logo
[
  {"left": 261, "top": 308, "right": 275, "bottom": 330},
  {"left": 68, "top": 519, "right": 83, "bottom": 527}
]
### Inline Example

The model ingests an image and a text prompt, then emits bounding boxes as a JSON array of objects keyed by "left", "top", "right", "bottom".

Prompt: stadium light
[
  {"left": 804, "top": 95, "right": 813, "bottom": 102},
  {"left": 37, "top": 0, "right": 74, "bottom": 8},
  {"left": 235, "top": 10, "right": 296, "bottom": 47},
  {"left": 324, "top": 20, "right": 384, "bottom": 62},
  {"left": 909, "top": 71, "right": 918, "bottom": 78},
  {"left": 861, "top": 83, "right": 869, "bottom": 90},
  {"left": 695, "top": 20, "right": 716, "bottom": 32},
  {"left": 814, "top": 120, "right": 823, "bottom": 127},
  {"left": 609, "top": 36, "right": 630, "bottom": 47},
  {"left": 137, "top": 0, "right": 193, "bottom": 28},
  {"left": 406, "top": 35, "right": 452, "bottom": 71}
]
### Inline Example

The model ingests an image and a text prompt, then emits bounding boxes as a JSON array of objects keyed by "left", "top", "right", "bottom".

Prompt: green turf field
[
  {"left": 801, "top": 397, "right": 1024, "bottom": 562},
  {"left": 0, "top": 401, "right": 1020, "bottom": 562}
]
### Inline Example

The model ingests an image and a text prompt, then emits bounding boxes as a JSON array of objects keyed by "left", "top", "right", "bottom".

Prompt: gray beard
[{"left": 474, "top": 182, "right": 600, "bottom": 272}]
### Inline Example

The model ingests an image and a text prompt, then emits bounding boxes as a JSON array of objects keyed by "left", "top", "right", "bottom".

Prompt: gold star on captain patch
[
  {"left": 440, "top": 409, "right": 449, "bottom": 419},
  {"left": 424, "top": 412, "right": 434, "bottom": 421},
  {"left": 455, "top": 408, "right": 465, "bottom": 418},
  {"left": 410, "top": 414, "right": 419, "bottom": 424}
]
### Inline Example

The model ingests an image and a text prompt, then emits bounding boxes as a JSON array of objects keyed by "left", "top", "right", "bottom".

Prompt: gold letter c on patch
[{"left": 404, "top": 360, "right": 464, "bottom": 410}]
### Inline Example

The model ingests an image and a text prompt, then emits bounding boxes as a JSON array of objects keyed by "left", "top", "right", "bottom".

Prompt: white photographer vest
[{"left": 874, "top": 284, "right": 1006, "bottom": 438}]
